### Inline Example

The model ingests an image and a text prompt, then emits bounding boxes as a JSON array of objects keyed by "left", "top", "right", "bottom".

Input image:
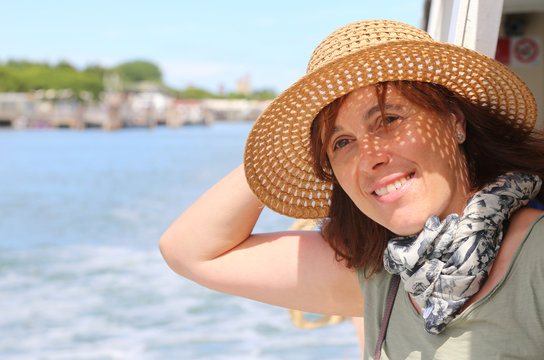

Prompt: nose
[{"left": 357, "top": 136, "right": 391, "bottom": 172}]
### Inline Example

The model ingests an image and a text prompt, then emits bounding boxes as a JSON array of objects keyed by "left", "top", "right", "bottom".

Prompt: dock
[{"left": 0, "top": 89, "right": 271, "bottom": 130}]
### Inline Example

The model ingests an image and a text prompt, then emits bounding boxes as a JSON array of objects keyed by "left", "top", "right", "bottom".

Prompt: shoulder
[
  {"left": 508, "top": 207, "right": 544, "bottom": 240},
  {"left": 467, "top": 208, "right": 543, "bottom": 307},
  {"left": 500, "top": 207, "right": 544, "bottom": 266},
  {"left": 356, "top": 267, "right": 393, "bottom": 298},
  {"left": 504, "top": 208, "right": 544, "bottom": 298},
  {"left": 487, "top": 208, "right": 542, "bottom": 280}
]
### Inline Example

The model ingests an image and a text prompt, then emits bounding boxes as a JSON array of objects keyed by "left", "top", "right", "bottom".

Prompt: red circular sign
[{"left": 513, "top": 38, "right": 539, "bottom": 63}]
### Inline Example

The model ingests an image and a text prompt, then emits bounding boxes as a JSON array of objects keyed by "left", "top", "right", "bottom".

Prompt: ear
[{"left": 450, "top": 105, "right": 466, "bottom": 143}]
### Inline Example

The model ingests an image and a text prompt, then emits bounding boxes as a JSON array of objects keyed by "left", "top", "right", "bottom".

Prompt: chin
[{"left": 384, "top": 218, "right": 428, "bottom": 237}]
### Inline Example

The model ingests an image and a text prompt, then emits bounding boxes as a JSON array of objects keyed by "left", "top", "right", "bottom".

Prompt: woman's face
[{"left": 326, "top": 85, "right": 470, "bottom": 236}]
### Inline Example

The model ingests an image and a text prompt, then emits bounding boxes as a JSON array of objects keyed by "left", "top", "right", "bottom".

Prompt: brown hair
[{"left": 310, "top": 81, "right": 544, "bottom": 276}]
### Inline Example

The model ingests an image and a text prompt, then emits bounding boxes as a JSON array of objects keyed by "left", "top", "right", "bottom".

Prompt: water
[{"left": 0, "top": 124, "right": 360, "bottom": 359}]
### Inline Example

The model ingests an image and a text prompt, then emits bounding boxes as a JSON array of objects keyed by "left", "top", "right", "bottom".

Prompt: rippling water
[{"left": 0, "top": 124, "right": 360, "bottom": 359}]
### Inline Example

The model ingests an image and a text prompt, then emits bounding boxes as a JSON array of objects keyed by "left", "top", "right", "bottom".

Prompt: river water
[{"left": 0, "top": 123, "right": 360, "bottom": 359}]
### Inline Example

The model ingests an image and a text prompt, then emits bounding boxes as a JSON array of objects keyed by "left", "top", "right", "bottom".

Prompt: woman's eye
[
  {"left": 384, "top": 115, "right": 400, "bottom": 124},
  {"left": 333, "top": 138, "right": 350, "bottom": 151},
  {"left": 374, "top": 115, "right": 403, "bottom": 132}
]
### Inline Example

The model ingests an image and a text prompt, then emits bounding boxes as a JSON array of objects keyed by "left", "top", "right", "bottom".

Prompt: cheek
[
  {"left": 428, "top": 126, "right": 461, "bottom": 172},
  {"left": 330, "top": 158, "right": 353, "bottom": 189},
  {"left": 329, "top": 155, "right": 363, "bottom": 202},
  {"left": 395, "top": 117, "right": 457, "bottom": 163}
]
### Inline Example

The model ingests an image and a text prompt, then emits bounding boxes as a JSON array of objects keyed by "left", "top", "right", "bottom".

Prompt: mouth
[{"left": 373, "top": 173, "right": 415, "bottom": 196}]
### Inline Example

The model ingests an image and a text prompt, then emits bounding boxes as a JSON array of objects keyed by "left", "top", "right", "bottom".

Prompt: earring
[{"left": 457, "top": 133, "right": 465, "bottom": 142}]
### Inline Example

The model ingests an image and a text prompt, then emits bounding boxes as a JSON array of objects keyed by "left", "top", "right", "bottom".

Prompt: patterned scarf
[{"left": 383, "top": 173, "right": 542, "bottom": 334}]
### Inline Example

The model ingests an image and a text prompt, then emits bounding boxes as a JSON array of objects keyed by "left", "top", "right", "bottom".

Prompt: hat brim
[{"left": 244, "top": 40, "right": 537, "bottom": 219}]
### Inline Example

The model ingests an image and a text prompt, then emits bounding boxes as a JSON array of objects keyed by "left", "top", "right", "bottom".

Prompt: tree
[
  {"left": 114, "top": 60, "right": 162, "bottom": 83},
  {"left": 169, "top": 86, "right": 215, "bottom": 99},
  {"left": 84, "top": 64, "right": 108, "bottom": 76},
  {"left": 56, "top": 61, "right": 76, "bottom": 72},
  {"left": 250, "top": 88, "right": 276, "bottom": 100}
]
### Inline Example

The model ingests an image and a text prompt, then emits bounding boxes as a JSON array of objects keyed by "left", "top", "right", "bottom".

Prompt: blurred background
[
  {"left": 3, "top": 0, "right": 543, "bottom": 359},
  {"left": 0, "top": 2, "right": 424, "bottom": 359}
]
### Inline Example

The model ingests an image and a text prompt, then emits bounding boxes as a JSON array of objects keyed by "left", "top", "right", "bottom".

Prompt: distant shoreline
[{"left": 0, "top": 92, "right": 270, "bottom": 130}]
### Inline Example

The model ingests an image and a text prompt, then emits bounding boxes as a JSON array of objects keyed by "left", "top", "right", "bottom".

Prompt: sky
[{"left": 0, "top": 0, "right": 425, "bottom": 94}]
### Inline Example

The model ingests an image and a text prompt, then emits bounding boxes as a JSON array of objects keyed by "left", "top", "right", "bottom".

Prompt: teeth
[{"left": 375, "top": 174, "right": 412, "bottom": 196}]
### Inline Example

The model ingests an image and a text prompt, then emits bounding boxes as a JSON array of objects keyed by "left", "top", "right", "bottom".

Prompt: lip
[{"left": 369, "top": 172, "right": 415, "bottom": 203}]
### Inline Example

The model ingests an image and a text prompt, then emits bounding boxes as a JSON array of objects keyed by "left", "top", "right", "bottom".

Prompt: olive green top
[{"left": 357, "top": 213, "right": 544, "bottom": 359}]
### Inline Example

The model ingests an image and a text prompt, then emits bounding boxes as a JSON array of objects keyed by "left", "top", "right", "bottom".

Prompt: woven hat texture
[{"left": 244, "top": 20, "right": 537, "bottom": 219}]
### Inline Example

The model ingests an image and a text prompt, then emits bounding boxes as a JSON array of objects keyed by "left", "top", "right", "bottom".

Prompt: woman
[{"left": 160, "top": 20, "right": 544, "bottom": 358}]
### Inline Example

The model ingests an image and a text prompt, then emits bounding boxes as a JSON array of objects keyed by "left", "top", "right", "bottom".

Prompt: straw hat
[{"left": 244, "top": 20, "right": 537, "bottom": 219}]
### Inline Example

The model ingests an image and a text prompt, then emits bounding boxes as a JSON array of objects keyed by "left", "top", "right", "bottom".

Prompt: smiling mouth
[{"left": 374, "top": 173, "right": 414, "bottom": 196}]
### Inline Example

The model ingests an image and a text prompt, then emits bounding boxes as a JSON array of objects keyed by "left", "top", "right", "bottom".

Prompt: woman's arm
[{"left": 159, "top": 164, "right": 363, "bottom": 316}]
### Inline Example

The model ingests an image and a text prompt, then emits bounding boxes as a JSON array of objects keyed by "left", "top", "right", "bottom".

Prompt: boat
[{"left": 423, "top": 0, "right": 544, "bottom": 128}]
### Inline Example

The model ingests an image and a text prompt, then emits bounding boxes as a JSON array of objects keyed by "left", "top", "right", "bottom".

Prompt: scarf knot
[{"left": 383, "top": 173, "right": 542, "bottom": 334}]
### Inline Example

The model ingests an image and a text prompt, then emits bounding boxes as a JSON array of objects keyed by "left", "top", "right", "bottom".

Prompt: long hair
[{"left": 310, "top": 81, "right": 544, "bottom": 276}]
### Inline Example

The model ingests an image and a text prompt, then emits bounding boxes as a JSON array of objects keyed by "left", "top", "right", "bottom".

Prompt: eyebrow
[{"left": 332, "top": 103, "right": 405, "bottom": 134}]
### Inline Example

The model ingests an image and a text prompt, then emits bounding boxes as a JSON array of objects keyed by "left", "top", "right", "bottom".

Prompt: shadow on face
[{"left": 325, "top": 84, "right": 471, "bottom": 234}]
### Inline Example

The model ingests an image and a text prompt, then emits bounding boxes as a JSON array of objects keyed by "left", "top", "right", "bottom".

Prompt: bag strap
[{"left": 373, "top": 274, "right": 400, "bottom": 360}]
